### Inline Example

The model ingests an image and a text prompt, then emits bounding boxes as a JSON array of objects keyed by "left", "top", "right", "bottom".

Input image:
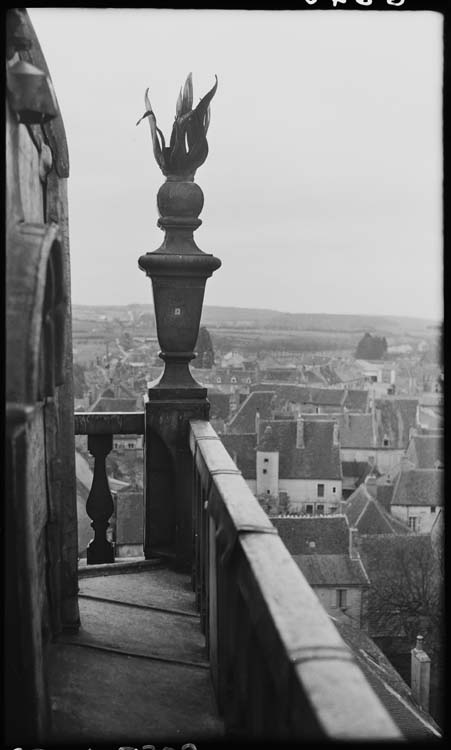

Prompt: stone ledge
[{"left": 78, "top": 556, "right": 164, "bottom": 578}]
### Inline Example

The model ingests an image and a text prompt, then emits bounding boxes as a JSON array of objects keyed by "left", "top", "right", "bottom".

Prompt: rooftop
[
  {"left": 392, "top": 469, "right": 444, "bottom": 508},
  {"left": 258, "top": 418, "right": 342, "bottom": 480},
  {"left": 271, "top": 515, "right": 350, "bottom": 555},
  {"left": 293, "top": 554, "right": 369, "bottom": 587}
]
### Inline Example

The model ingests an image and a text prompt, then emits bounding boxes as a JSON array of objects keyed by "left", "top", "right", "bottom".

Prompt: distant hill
[{"left": 72, "top": 304, "right": 438, "bottom": 337}]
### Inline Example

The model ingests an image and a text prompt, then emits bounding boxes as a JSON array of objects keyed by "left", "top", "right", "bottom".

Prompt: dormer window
[
  {"left": 231, "top": 377, "right": 237, "bottom": 384},
  {"left": 336, "top": 589, "right": 348, "bottom": 610}
]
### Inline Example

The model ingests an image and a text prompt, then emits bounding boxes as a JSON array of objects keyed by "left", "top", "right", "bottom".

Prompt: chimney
[
  {"left": 296, "top": 418, "right": 304, "bottom": 449},
  {"left": 349, "top": 526, "right": 360, "bottom": 560},
  {"left": 411, "top": 635, "right": 431, "bottom": 712},
  {"left": 366, "top": 475, "right": 377, "bottom": 499},
  {"left": 333, "top": 422, "right": 339, "bottom": 446},
  {"left": 255, "top": 408, "right": 260, "bottom": 438}
]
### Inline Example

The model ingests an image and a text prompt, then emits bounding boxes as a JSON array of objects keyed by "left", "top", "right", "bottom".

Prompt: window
[
  {"left": 127, "top": 442, "right": 135, "bottom": 449},
  {"left": 336, "top": 589, "right": 348, "bottom": 610},
  {"left": 317, "top": 484, "right": 325, "bottom": 498},
  {"left": 266, "top": 490, "right": 270, "bottom": 495},
  {"left": 216, "top": 377, "right": 222, "bottom": 383},
  {"left": 332, "top": 487, "right": 336, "bottom": 494},
  {"left": 330, "top": 505, "right": 338, "bottom": 514},
  {"left": 316, "top": 504, "right": 324, "bottom": 515},
  {"left": 262, "top": 469, "right": 267, "bottom": 475},
  {"left": 383, "top": 437, "right": 390, "bottom": 447},
  {"left": 264, "top": 458, "right": 269, "bottom": 463},
  {"left": 409, "top": 517, "right": 418, "bottom": 531},
  {"left": 431, "top": 506, "right": 436, "bottom": 514},
  {"left": 305, "top": 504, "right": 314, "bottom": 516},
  {"left": 231, "top": 377, "right": 237, "bottom": 384}
]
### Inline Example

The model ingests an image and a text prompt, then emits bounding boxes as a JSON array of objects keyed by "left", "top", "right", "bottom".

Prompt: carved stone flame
[{"left": 136, "top": 72, "right": 218, "bottom": 180}]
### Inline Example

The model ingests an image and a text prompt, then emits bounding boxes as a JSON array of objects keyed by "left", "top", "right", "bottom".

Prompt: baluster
[{"left": 86, "top": 434, "right": 114, "bottom": 564}]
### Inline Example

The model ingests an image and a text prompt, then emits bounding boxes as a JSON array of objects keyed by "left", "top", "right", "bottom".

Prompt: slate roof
[
  {"left": 341, "top": 460, "right": 376, "bottom": 485},
  {"left": 406, "top": 434, "right": 443, "bottom": 469},
  {"left": 250, "top": 384, "right": 347, "bottom": 409},
  {"left": 208, "top": 390, "right": 231, "bottom": 420},
  {"left": 250, "top": 383, "right": 313, "bottom": 405},
  {"left": 271, "top": 515, "right": 350, "bottom": 555},
  {"left": 220, "top": 433, "right": 257, "bottom": 479},
  {"left": 337, "top": 413, "right": 375, "bottom": 448},
  {"left": 332, "top": 618, "right": 442, "bottom": 740},
  {"left": 375, "top": 398, "right": 419, "bottom": 449},
  {"left": 391, "top": 469, "right": 444, "bottom": 508},
  {"left": 376, "top": 481, "right": 395, "bottom": 512},
  {"left": 293, "top": 554, "right": 369, "bottom": 586},
  {"left": 227, "top": 390, "right": 275, "bottom": 433},
  {"left": 343, "top": 484, "right": 411, "bottom": 535},
  {"left": 258, "top": 418, "right": 342, "bottom": 480},
  {"left": 100, "top": 382, "right": 137, "bottom": 399},
  {"left": 319, "top": 364, "right": 342, "bottom": 386},
  {"left": 343, "top": 389, "right": 369, "bottom": 412},
  {"left": 310, "top": 388, "right": 347, "bottom": 407},
  {"left": 90, "top": 396, "right": 138, "bottom": 413}
]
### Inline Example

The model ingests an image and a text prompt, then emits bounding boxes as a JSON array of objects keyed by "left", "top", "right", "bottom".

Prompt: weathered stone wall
[{"left": 6, "top": 8, "right": 79, "bottom": 744}]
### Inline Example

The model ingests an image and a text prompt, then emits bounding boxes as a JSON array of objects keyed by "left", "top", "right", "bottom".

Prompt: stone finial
[{"left": 136, "top": 72, "right": 218, "bottom": 180}]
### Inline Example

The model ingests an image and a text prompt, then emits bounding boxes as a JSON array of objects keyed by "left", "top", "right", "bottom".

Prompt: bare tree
[{"left": 361, "top": 535, "right": 443, "bottom": 661}]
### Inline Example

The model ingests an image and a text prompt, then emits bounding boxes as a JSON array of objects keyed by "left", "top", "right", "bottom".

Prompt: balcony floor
[{"left": 48, "top": 565, "right": 223, "bottom": 745}]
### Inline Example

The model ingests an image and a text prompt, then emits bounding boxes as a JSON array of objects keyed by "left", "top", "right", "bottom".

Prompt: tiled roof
[
  {"left": 391, "top": 469, "right": 444, "bottom": 508},
  {"left": 220, "top": 433, "right": 257, "bottom": 479},
  {"left": 375, "top": 398, "right": 419, "bottom": 449},
  {"left": 310, "top": 388, "right": 347, "bottom": 406},
  {"left": 376, "top": 481, "right": 395, "bottom": 512},
  {"left": 227, "top": 390, "right": 275, "bottom": 433},
  {"left": 293, "top": 554, "right": 369, "bottom": 586},
  {"left": 100, "top": 383, "right": 136, "bottom": 399},
  {"left": 332, "top": 618, "right": 442, "bottom": 740},
  {"left": 250, "top": 383, "right": 312, "bottom": 405},
  {"left": 343, "top": 485, "right": 411, "bottom": 535},
  {"left": 208, "top": 390, "right": 231, "bottom": 420},
  {"left": 343, "top": 389, "right": 369, "bottom": 412},
  {"left": 90, "top": 397, "right": 138, "bottom": 413},
  {"left": 272, "top": 515, "right": 350, "bottom": 555},
  {"left": 319, "top": 364, "right": 342, "bottom": 386},
  {"left": 258, "top": 418, "right": 342, "bottom": 480},
  {"left": 406, "top": 434, "right": 443, "bottom": 469},
  {"left": 341, "top": 460, "right": 376, "bottom": 483},
  {"left": 337, "top": 413, "right": 375, "bottom": 448}
]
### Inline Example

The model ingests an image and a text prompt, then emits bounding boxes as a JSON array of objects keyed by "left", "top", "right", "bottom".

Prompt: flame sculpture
[{"left": 137, "top": 72, "right": 218, "bottom": 180}]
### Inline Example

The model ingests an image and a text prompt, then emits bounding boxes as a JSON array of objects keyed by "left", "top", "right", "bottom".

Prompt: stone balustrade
[
  {"left": 74, "top": 411, "right": 145, "bottom": 564},
  {"left": 189, "top": 419, "right": 403, "bottom": 741}
]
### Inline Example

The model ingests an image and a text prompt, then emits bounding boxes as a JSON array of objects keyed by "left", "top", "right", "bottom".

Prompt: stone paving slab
[
  {"left": 47, "top": 565, "right": 223, "bottom": 744},
  {"left": 69, "top": 597, "right": 207, "bottom": 665},
  {"left": 48, "top": 643, "right": 223, "bottom": 744},
  {"left": 79, "top": 568, "right": 197, "bottom": 613}
]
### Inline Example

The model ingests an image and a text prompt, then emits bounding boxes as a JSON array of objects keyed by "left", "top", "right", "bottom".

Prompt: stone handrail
[
  {"left": 189, "top": 419, "right": 403, "bottom": 741},
  {"left": 74, "top": 411, "right": 144, "bottom": 564}
]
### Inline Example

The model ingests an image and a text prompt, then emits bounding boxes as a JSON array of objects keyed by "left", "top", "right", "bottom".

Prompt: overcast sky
[{"left": 28, "top": 8, "right": 443, "bottom": 321}]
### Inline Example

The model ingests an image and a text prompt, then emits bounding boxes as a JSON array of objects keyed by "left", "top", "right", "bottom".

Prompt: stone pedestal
[{"left": 144, "top": 393, "right": 210, "bottom": 571}]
